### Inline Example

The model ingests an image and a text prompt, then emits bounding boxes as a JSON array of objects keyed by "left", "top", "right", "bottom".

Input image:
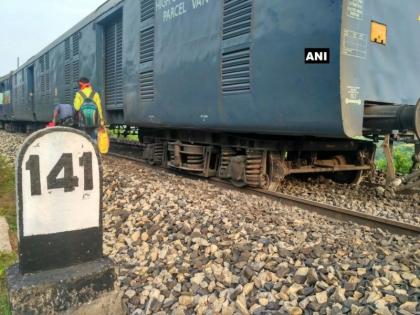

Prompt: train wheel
[
  {"left": 331, "top": 170, "right": 364, "bottom": 185},
  {"left": 230, "top": 179, "right": 247, "bottom": 188}
]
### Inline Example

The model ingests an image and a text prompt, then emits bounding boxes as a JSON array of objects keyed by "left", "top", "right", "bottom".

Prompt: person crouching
[{"left": 52, "top": 100, "right": 75, "bottom": 127}]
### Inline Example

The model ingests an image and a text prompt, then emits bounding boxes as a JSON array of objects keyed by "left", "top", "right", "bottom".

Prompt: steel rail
[
  {"left": 108, "top": 150, "right": 420, "bottom": 237},
  {"left": 253, "top": 187, "right": 420, "bottom": 236}
]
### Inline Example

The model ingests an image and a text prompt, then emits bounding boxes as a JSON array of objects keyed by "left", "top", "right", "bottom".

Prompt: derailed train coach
[{"left": 0, "top": 0, "right": 419, "bottom": 187}]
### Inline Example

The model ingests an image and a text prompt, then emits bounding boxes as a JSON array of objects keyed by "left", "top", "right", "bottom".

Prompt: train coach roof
[
  {"left": 5, "top": 0, "right": 123, "bottom": 76},
  {"left": 0, "top": 73, "right": 12, "bottom": 82}
]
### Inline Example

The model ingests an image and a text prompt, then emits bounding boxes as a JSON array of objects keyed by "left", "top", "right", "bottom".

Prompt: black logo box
[{"left": 305, "top": 48, "right": 330, "bottom": 64}]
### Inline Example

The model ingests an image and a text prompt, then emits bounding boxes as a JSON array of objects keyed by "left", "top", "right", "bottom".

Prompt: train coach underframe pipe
[
  {"left": 363, "top": 99, "right": 420, "bottom": 189},
  {"left": 363, "top": 99, "right": 420, "bottom": 138}
]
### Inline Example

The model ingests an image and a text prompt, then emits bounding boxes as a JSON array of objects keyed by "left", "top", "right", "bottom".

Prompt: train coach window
[{"left": 371, "top": 21, "right": 387, "bottom": 45}]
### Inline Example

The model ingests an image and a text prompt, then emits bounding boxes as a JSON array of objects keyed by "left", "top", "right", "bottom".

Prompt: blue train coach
[{"left": 1, "top": 0, "right": 419, "bottom": 187}]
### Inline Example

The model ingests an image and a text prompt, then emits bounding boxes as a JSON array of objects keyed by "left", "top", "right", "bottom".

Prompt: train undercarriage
[
  {"left": 112, "top": 127, "right": 376, "bottom": 189},
  {"left": 3, "top": 121, "right": 419, "bottom": 190},
  {"left": 109, "top": 98, "right": 420, "bottom": 190}
]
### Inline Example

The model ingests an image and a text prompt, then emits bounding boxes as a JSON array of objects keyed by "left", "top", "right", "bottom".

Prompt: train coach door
[{"left": 27, "top": 66, "right": 35, "bottom": 118}]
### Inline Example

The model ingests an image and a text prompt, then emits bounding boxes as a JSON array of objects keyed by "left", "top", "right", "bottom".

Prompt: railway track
[{"left": 108, "top": 140, "right": 420, "bottom": 237}]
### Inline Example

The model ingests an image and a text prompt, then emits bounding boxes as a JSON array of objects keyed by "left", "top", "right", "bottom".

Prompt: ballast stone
[
  {"left": 0, "top": 217, "right": 12, "bottom": 252},
  {"left": 66, "top": 290, "right": 124, "bottom": 315},
  {"left": 6, "top": 258, "right": 124, "bottom": 315}
]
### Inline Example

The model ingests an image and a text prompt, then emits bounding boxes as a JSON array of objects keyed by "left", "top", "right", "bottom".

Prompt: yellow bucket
[{"left": 97, "top": 127, "right": 110, "bottom": 155}]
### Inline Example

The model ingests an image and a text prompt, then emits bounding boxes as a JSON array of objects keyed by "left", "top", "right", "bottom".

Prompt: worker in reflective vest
[{"left": 73, "top": 77, "right": 105, "bottom": 140}]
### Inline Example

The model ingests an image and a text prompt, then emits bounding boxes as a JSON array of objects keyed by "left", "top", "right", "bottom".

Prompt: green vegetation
[
  {"left": 0, "top": 155, "right": 16, "bottom": 315},
  {"left": 375, "top": 143, "right": 414, "bottom": 174},
  {"left": 0, "top": 251, "right": 15, "bottom": 315},
  {"left": 109, "top": 128, "right": 139, "bottom": 141},
  {"left": 0, "top": 156, "right": 13, "bottom": 194},
  {"left": 0, "top": 156, "right": 16, "bottom": 231}
]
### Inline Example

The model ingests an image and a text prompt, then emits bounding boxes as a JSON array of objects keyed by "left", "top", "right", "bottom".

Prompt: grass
[
  {"left": 0, "top": 155, "right": 17, "bottom": 315},
  {"left": 375, "top": 142, "right": 414, "bottom": 174},
  {"left": 0, "top": 156, "right": 16, "bottom": 231},
  {"left": 109, "top": 128, "right": 139, "bottom": 141},
  {"left": 0, "top": 252, "right": 16, "bottom": 315}
]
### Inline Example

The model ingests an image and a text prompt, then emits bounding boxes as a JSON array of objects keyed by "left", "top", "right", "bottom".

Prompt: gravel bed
[
  {"left": 0, "top": 130, "right": 419, "bottom": 314},
  {"left": 1, "top": 130, "right": 417, "bottom": 226},
  {"left": 276, "top": 178, "right": 419, "bottom": 226},
  {"left": 0, "top": 130, "right": 25, "bottom": 163},
  {"left": 103, "top": 157, "right": 419, "bottom": 315}
]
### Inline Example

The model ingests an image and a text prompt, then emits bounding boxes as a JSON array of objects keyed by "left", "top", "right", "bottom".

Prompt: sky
[{"left": 0, "top": 0, "right": 106, "bottom": 76}]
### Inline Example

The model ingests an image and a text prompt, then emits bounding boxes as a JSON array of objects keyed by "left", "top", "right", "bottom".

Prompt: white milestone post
[
  {"left": 7, "top": 127, "right": 123, "bottom": 315},
  {"left": 16, "top": 127, "right": 102, "bottom": 273},
  {"left": 22, "top": 132, "right": 100, "bottom": 235}
]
